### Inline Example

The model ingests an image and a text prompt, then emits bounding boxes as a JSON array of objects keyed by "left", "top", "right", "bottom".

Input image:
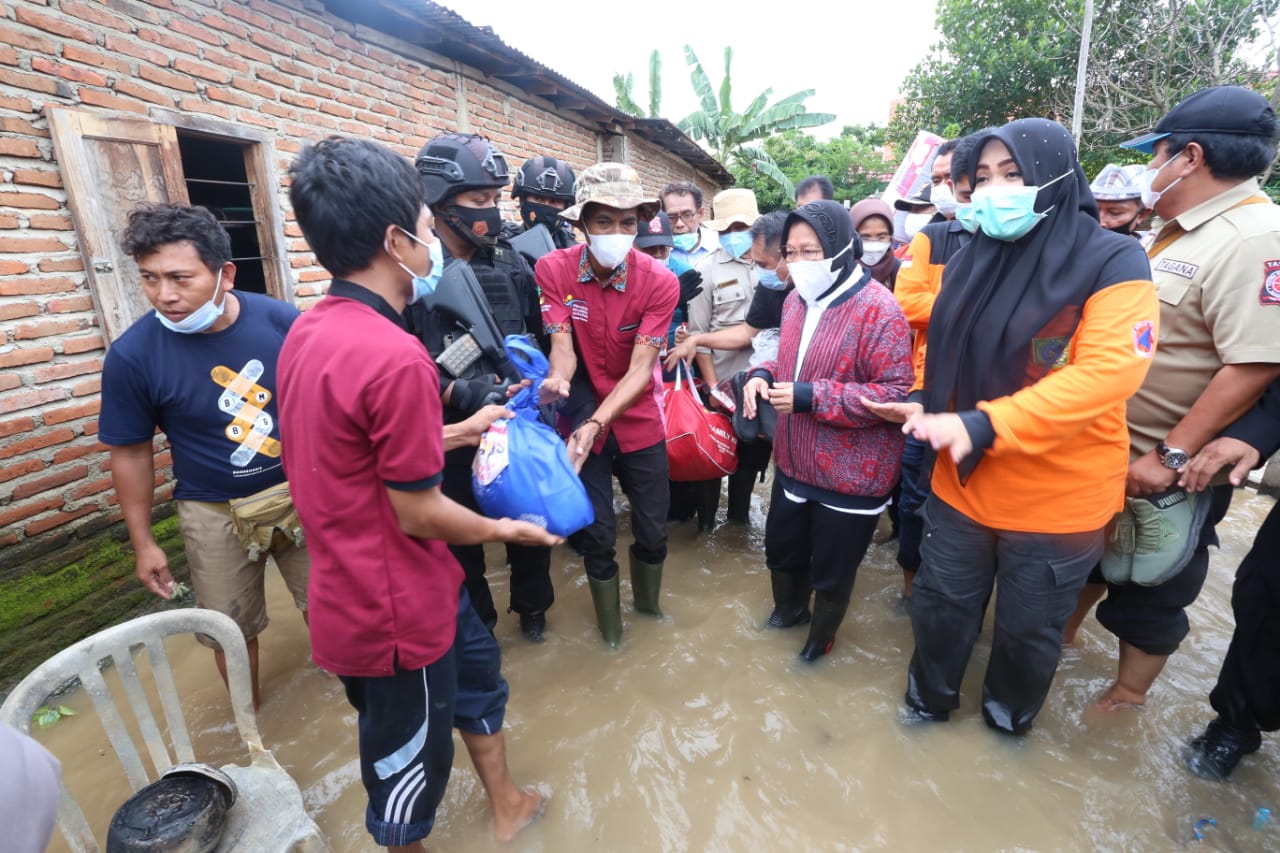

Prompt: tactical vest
[{"left": 472, "top": 244, "right": 529, "bottom": 338}]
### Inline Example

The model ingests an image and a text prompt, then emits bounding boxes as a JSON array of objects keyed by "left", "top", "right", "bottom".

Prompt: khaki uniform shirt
[
  {"left": 688, "top": 247, "right": 759, "bottom": 379},
  {"left": 1126, "top": 178, "right": 1280, "bottom": 458}
]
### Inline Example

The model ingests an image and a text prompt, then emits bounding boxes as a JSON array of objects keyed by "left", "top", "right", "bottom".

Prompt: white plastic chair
[{"left": 0, "top": 609, "right": 327, "bottom": 852}]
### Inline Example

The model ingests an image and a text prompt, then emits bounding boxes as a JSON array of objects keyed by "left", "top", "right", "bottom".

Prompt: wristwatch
[{"left": 1156, "top": 441, "right": 1189, "bottom": 470}]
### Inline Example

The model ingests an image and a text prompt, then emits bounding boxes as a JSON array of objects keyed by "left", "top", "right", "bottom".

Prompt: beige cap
[
  {"left": 705, "top": 188, "right": 761, "bottom": 231},
  {"left": 560, "top": 162, "right": 659, "bottom": 223}
]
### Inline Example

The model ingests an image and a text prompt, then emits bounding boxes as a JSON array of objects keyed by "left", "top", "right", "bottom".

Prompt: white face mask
[
  {"left": 903, "top": 212, "right": 933, "bottom": 240},
  {"left": 1134, "top": 151, "right": 1184, "bottom": 212},
  {"left": 859, "top": 241, "right": 891, "bottom": 267},
  {"left": 931, "top": 182, "right": 958, "bottom": 217},
  {"left": 587, "top": 232, "right": 635, "bottom": 269},
  {"left": 789, "top": 242, "right": 852, "bottom": 303},
  {"left": 154, "top": 270, "right": 226, "bottom": 334}
]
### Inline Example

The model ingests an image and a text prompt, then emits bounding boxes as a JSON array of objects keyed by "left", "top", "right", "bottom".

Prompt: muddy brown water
[{"left": 27, "top": 486, "right": 1280, "bottom": 852}]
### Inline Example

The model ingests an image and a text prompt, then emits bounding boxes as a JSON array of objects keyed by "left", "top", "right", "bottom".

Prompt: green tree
[
  {"left": 613, "top": 49, "right": 663, "bottom": 118},
  {"left": 676, "top": 46, "right": 835, "bottom": 194},
  {"left": 729, "top": 126, "right": 894, "bottom": 212}
]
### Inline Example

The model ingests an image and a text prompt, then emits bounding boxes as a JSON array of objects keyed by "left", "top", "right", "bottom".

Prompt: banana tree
[{"left": 612, "top": 49, "right": 663, "bottom": 118}]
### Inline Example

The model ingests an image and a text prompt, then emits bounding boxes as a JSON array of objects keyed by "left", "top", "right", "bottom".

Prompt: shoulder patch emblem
[
  {"left": 1262, "top": 260, "right": 1280, "bottom": 305},
  {"left": 1132, "top": 320, "right": 1155, "bottom": 358}
]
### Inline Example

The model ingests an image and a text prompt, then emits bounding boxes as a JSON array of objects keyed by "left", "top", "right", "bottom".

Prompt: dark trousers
[
  {"left": 1210, "top": 499, "right": 1280, "bottom": 733},
  {"left": 906, "top": 497, "right": 1104, "bottom": 733},
  {"left": 579, "top": 435, "right": 669, "bottom": 581},
  {"left": 443, "top": 463, "right": 553, "bottom": 628},
  {"left": 1096, "top": 484, "right": 1232, "bottom": 655},
  {"left": 763, "top": 479, "right": 878, "bottom": 602},
  {"left": 897, "top": 435, "right": 930, "bottom": 572}
]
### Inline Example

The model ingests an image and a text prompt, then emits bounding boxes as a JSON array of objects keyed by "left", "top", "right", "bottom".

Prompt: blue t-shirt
[{"left": 99, "top": 292, "right": 300, "bottom": 502}]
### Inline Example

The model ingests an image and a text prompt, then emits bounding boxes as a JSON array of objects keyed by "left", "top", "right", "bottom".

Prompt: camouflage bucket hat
[{"left": 560, "top": 162, "right": 659, "bottom": 223}]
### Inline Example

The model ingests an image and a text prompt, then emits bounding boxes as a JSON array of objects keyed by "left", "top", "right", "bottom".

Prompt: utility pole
[{"left": 1072, "top": 0, "right": 1095, "bottom": 146}]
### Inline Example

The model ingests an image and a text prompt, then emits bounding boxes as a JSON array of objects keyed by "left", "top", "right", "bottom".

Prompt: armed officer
[
  {"left": 406, "top": 132, "right": 555, "bottom": 642},
  {"left": 504, "top": 155, "right": 578, "bottom": 269}
]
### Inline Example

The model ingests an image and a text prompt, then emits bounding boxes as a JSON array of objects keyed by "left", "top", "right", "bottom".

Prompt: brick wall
[{"left": 0, "top": 0, "right": 725, "bottom": 559}]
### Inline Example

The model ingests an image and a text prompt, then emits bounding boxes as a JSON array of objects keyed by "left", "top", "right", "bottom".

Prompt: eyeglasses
[
  {"left": 780, "top": 246, "right": 825, "bottom": 261},
  {"left": 668, "top": 211, "right": 700, "bottom": 224}
]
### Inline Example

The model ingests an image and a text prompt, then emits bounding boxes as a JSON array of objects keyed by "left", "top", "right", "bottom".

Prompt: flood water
[{"left": 27, "top": 485, "right": 1280, "bottom": 852}]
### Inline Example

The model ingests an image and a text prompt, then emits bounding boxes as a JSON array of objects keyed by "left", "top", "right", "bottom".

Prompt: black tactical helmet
[
  {"left": 511, "top": 156, "right": 576, "bottom": 203},
  {"left": 416, "top": 133, "right": 510, "bottom": 206}
]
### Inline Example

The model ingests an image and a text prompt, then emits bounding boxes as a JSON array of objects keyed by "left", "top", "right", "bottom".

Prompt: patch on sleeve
[
  {"left": 1132, "top": 320, "right": 1155, "bottom": 358},
  {"left": 1262, "top": 260, "right": 1280, "bottom": 305},
  {"left": 1153, "top": 258, "right": 1199, "bottom": 279}
]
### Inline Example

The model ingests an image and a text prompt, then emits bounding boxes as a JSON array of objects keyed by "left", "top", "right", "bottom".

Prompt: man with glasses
[{"left": 662, "top": 180, "right": 721, "bottom": 268}]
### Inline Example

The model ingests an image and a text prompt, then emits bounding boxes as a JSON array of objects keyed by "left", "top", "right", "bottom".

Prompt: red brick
[
  {"left": 13, "top": 317, "right": 86, "bottom": 340},
  {"left": 167, "top": 17, "right": 221, "bottom": 46},
  {"left": 103, "top": 34, "right": 170, "bottom": 67},
  {"left": 10, "top": 463, "right": 88, "bottom": 500},
  {"left": 58, "top": 0, "right": 132, "bottom": 32},
  {"left": 32, "top": 358, "right": 101, "bottom": 383},
  {"left": 137, "top": 28, "right": 201, "bottom": 59},
  {"left": 0, "top": 495, "right": 63, "bottom": 527},
  {"left": 227, "top": 40, "right": 271, "bottom": 64},
  {"left": 61, "top": 333, "right": 103, "bottom": 354},
  {"left": 256, "top": 66, "right": 294, "bottom": 89},
  {"left": 36, "top": 258, "right": 82, "bottom": 273},
  {"left": 206, "top": 86, "right": 252, "bottom": 108},
  {"left": 0, "top": 345, "right": 54, "bottom": 368},
  {"left": 319, "top": 101, "right": 354, "bottom": 119},
  {"left": 0, "top": 191, "right": 58, "bottom": 210},
  {"left": 0, "top": 374, "right": 21, "bottom": 392},
  {"left": 199, "top": 13, "right": 250, "bottom": 40},
  {"left": 223, "top": 3, "right": 272, "bottom": 30},
  {"left": 70, "top": 475, "right": 112, "bottom": 499},
  {"left": 0, "top": 385, "right": 66, "bottom": 416},
  {"left": 279, "top": 90, "right": 316, "bottom": 110},
  {"left": 44, "top": 295, "right": 92, "bottom": 313},
  {"left": 62, "top": 43, "right": 131, "bottom": 75},
  {"left": 0, "top": 301, "right": 39, "bottom": 321},
  {"left": 250, "top": 31, "right": 290, "bottom": 56},
  {"left": 42, "top": 399, "right": 98, "bottom": 425},
  {"left": 25, "top": 503, "right": 96, "bottom": 536},
  {"left": 0, "top": 236, "right": 68, "bottom": 254},
  {"left": 0, "top": 416, "right": 34, "bottom": 438},
  {"left": 0, "top": 139, "right": 41, "bottom": 160},
  {"left": 0, "top": 116, "right": 45, "bottom": 135},
  {"left": 71, "top": 377, "right": 100, "bottom": 397},
  {"left": 79, "top": 88, "right": 149, "bottom": 115},
  {"left": 51, "top": 440, "right": 104, "bottom": 464},
  {"left": 0, "top": 29, "right": 56, "bottom": 55},
  {"left": 82, "top": 418, "right": 97, "bottom": 436},
  {"left": 230, "top": 75, "right": 273, "bottom": 100},
  {"left": 12, "top": 169, "right": 61, "bottom": 189},
  {"left": 297, "top": 269, "right": 328, "bottom": 283},
  {"left": 0, "top": 68, "right": 59, "bottom": 96},
  {"left": 275, "top": 58, "right": 313, "bottom": 79},
  {"left": 0, "top": 93, "right": 34, "bottom": 112},
  {"left": 0, "top": 214, "right": 19, "bottom": 229},
  {"left": 248, "top": 0, "right": 294, "bottom": 25},
  {"left": 293, "top": 48, "right": 331, "bottom": 70},
  {"left": 113, "top": 78, "right": 174, "bottom": 106},
  {"left": 236, "top": 110, "right": 274, "bottom": 130},
  {"left": 175, "top": 98, "right": 232, "bottom": 119},
  {"left": 27, "top": 214, "right": 73, "bottom": 230},
  {"left": 13, "top": 7, "right": 95, "bottom": 42},
  {"left": 0, "top": 458, "right": 43, "bottom": 484},
  {"left": 173, "top": 56, "right": 231, "bottom": 84},
  {"left": 31, "top": 57, "right": 107, "bottom": 88},
  {"left": 259, "top": 101, "right": 297, "bottom": 120}
]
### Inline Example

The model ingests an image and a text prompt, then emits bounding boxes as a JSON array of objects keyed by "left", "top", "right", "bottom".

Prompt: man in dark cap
[{"left": 1087, "top": 86, "right": 1280, "bottom": 712}]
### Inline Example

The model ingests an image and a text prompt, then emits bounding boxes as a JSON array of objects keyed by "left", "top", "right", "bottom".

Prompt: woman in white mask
[
  {"left": 849, "top": 198, "right": 901, "bottom": 290},
  {"left": 741, "top": 201, "right": 915, "bottom": 662}
]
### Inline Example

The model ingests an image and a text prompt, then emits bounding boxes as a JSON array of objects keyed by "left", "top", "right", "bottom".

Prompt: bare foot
[
  {"left": 493, "top": 785, "right": 548, "bottom": 843},
  {"left": 1096, "top": 681, "right": 1146, "bottom": 711}
]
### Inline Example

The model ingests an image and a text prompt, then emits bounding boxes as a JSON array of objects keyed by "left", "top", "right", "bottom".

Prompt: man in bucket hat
[
  {"left": 1074, "top": 85, "right": 1280, "bottom": 712},
  {"left": 535, "top": 163, "right": 679, "bottom": 647}
]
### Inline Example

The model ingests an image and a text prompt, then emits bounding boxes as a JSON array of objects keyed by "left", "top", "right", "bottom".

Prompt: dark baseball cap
[
  {"left": 1122, "top": 85, "right": 1277, "bottom": 153},
  {"left": 893, "top": 183, "right": 932, "bottom": 211},
  {"left": 635, "top": 211, "right": 675, "bottom": 248}
]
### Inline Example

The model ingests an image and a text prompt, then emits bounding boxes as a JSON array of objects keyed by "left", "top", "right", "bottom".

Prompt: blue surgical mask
[
  {"left": 672, "top": 232, "right": 698, "bottom": 252},
  {"left": 757, "top": 267, "right": 786, "bottom": 290},
  {"left": 970, "top": 170, "right": 1070, "bottom": 241},
  {"left": 955, "top": 203, "right": 977, "bottom": 234},
  {"left": 154, "top": 270, "right": 226, "bottom": 334},
  {"left": 389, "top": 227, "right": 444, "bottom": 303},
  {"left": 720, "top": 231, "right": 752, "bottom": 259}
]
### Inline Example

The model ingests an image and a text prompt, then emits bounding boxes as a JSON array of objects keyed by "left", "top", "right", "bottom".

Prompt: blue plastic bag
[{"left": 472, "top": 336, "right": 594, "bottom": 536}]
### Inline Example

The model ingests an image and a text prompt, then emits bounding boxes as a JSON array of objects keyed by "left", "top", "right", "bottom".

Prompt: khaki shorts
[{"left": 176, "top": 499, "right": 309, "bottom": 648}]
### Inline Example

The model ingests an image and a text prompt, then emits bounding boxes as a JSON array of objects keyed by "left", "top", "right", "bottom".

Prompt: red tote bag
[{"left": 663, "top": 362, "right": 738, "bottom": 481}]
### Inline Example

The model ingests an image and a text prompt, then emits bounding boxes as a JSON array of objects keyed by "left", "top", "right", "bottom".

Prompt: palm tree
[
  {"left": 677, "top": 46, "right": 834, "bottom": 194},
  {"left": 613, "top": 50, "right": 663, "bottom": 118}
]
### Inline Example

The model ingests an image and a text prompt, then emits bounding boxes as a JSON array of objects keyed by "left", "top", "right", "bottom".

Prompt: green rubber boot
[
  {"left": 629, "top": 551, "right": 665, "bottom": 617},
  {"left": 588, "top": 574, "right": 622, "bottom": 648}
]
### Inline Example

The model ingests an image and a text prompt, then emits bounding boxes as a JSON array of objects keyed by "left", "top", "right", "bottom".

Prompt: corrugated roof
[{"left": 319, "top": 0, "right": 735, "bottom": 186}]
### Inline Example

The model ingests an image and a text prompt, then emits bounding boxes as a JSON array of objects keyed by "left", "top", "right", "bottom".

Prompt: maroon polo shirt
[
  {"left": 277, "top": 281, "right": 463, "bottom": 677},
  {"left": 536, "top": 244, "right": 678, "bottom": 453}
]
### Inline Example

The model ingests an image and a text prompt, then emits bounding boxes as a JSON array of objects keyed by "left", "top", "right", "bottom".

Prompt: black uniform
[{"left": 405, "top": 240, "right": 552, "bottom": 630}]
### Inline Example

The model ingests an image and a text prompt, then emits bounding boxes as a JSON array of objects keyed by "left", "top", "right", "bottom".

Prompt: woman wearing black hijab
[
  {"left": 742, "top": 201, "right": 914, "bottom": 661},
  {"left": 900, "top": 119, "right": 1158, "bottom": 734}
]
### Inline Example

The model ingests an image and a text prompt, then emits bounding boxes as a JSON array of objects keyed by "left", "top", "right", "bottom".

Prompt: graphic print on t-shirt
[{"left": 212, "top": 359, "right": 282, "bottom": 467}]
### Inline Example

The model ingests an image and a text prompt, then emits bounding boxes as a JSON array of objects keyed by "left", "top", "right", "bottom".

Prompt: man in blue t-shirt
[{"left": 99, "top": 204, "right": 310, "bottom": 710}]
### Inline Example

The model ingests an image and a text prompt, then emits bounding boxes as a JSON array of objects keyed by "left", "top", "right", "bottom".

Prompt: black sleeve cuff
[
  {"left": 748, "top": 368, "right": 775, "bottom": 384},
  {"left": 907, "top": 389, "right": 925, "bottom": 405},
  {"left": 384, "top": 471, "right": 444, "bottom": 492},
  {"left": 958, "top": 410, "right": 996, "bottom": 452},
  {"left": 792, "top": 382, "right": 814, "bottom": 413}
]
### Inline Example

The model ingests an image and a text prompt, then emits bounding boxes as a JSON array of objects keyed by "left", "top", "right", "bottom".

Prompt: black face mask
[
  {"left": 447, "top": 204, "right": 503, "bottom": 248},
  {"left": 521, "top": 199, "right": 564, "bottom": 231},
  {"left": 1106, "top": 215, "right": 1142, "bottom": 238}
]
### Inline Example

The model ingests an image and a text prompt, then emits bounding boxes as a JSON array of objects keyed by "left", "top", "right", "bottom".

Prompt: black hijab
[
  {"left": 923, "top": 118, "right": 1134, "bottom": 478},
  {"left": 782, "top": 201, "right": 863, "bottom": 293}
]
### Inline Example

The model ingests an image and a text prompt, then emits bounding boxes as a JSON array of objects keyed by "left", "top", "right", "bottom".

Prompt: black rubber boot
[
  {"left": 518, "top": 611, "right": 546, "bottom": 643},
  {"left": 695, "top": 479, "right": 720, "bottom": 532},
  {"left": 798, "top": 593, "right": 849, "bottom": 662},
  {"left": 588, "top": 575, "right": 622, "bottom": 648},
  {"left": 767, "top": 571, "right": 811, "bottom": 628},
  {"left": 1183, "top": 717, "right": 1262, "bottom": 781},
  {"left": 629, "top": 551, "right": 664, "bottom": 617},
  {"left": 726, "top": 468, "right": 756, "bottom": 523}
]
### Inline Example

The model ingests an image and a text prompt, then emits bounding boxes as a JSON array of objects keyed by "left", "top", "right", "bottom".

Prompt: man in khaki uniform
[{"left": 1084, "top": 86, "right": 1280, "bottom": 711}]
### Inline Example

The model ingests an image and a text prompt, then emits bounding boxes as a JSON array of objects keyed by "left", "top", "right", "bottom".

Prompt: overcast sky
[{"left": 441, "top": 0, "right": 941, "bottom": 136}]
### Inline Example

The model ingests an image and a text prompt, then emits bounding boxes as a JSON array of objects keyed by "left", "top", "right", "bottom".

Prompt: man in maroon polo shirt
[
  {"left": 279, "top": 136, "right": 556, "bottom": 850},
  {"left": 535, "top": 163, "right": 679, "bottom": 647}
]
